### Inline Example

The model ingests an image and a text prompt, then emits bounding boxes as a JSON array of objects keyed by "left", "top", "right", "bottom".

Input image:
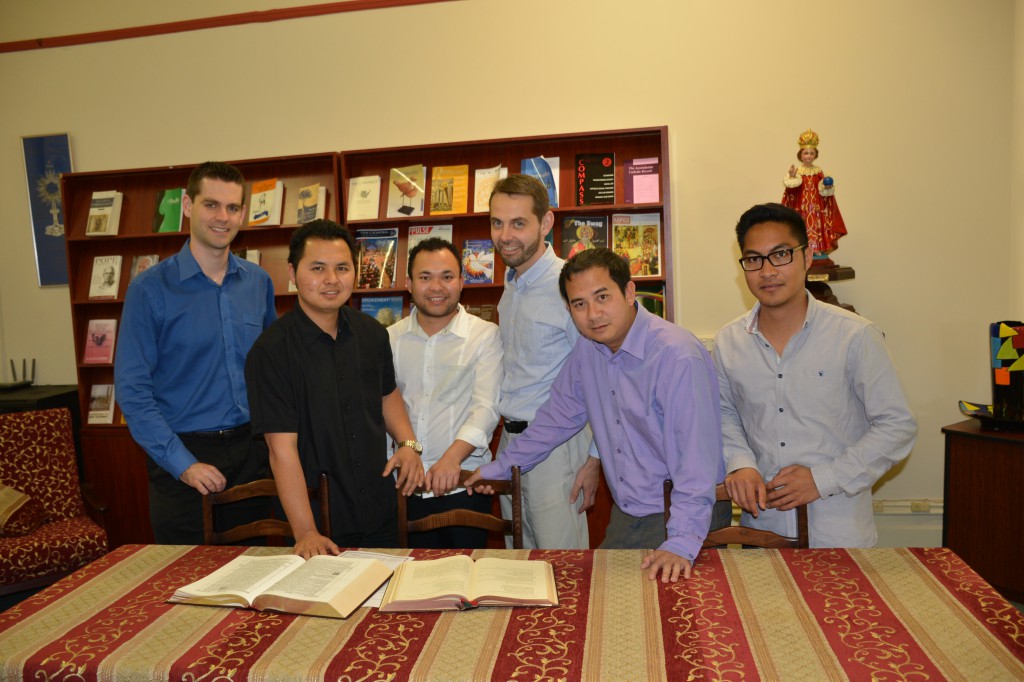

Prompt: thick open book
[
  {"left": 168, "top": 554, "right": 392, "bottom": 619},
  {"left": 379, "top": 555, "right": 558, "bottom": 612}
]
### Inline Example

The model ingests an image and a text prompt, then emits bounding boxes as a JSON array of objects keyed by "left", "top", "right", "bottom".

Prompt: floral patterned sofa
[{"left": 0, "top": 408, "right": 108, "bottom": 595}]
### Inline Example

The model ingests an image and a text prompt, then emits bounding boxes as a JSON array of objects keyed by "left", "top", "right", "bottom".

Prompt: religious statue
[{"left": 782, "top": 129, "right": 847, "bottom": 267}]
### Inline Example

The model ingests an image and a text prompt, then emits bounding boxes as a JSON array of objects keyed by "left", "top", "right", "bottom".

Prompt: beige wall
[{"left": 0, "top": 0, "right": 1019, "bottom": 507}]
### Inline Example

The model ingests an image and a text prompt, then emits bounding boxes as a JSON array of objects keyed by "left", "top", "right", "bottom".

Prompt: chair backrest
[
  {"left": 0, "top": 408, "right": 85, "bottom": 521},
  {"left": 202, "top": 472, "right": 330, "bottom": 545},
  {"left": 663, "top": 480, "right": 810, "bottom": 549},
  {"left": 397, "top": 467, "right": 522, "bottom": 549}
]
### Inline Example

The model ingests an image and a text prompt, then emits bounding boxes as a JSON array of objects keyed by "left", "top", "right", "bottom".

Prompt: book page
[
  {"left": 260, "top": 556, "right": 379, "bottom": 601},
  {"left": 341, "top": 550, "right": 414, "bottom": 608},
  {"left": 388, "top": 554, "right": 473, "bottom": 601},
  {"left": 470, "top": 558, "right": 557, "bottom": 604},
  {"left": 177, "top": 555, "right": 303, "bottom": 605}
]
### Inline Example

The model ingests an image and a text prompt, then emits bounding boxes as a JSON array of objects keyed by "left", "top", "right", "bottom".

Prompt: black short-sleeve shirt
[{"left": 246, "top": 303, "right": 398, "bottom": 540}]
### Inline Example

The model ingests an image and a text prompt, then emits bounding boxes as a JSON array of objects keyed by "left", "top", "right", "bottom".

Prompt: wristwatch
[{"left": 396, "top": 439, "right": 423, "bottom": 454}]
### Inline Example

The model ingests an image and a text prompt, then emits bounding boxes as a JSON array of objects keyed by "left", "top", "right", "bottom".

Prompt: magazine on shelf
[
  {"left": 356, "top": 228, "right": 399, "bottom": 289},
  {"left": 611, "top": 213, "right": 662, "bottom": 277},
  {"left": 88, "top": 255, "right": 122, "bottom": 300},
  {"left": 85, "top": 190, "right": 123, "bottom": 237}
]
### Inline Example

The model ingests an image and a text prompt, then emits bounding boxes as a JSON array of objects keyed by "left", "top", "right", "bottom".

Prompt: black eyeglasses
[{"left": 738, "top": 244, "right": 807, "bottom": 271}]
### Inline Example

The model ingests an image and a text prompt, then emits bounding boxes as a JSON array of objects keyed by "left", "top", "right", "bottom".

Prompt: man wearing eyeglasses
[{"left": 713, "top": 203, "right": 916, "bottom": 548}]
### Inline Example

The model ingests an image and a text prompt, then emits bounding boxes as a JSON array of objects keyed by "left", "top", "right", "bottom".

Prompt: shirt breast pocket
[
  {"left": 242, "top": 314, "right": 264, "bottom": 349},
  {"left": 792, "top": 368, "right": 846, "bottom": 418}
]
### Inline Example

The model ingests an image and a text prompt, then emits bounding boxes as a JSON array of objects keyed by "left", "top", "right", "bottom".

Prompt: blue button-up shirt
[
  {"left": 481, "top": 304, "right": 724, "bottom": 562},
  {"left": 115, "top": 240, "right": 276, "bottom": 479}
]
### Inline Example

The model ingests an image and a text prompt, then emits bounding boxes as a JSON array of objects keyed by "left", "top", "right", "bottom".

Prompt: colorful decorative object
[
  {"left": 22, "top": 134, "right": 73, "bottom": 286},
  {"left": 782, "top": 128, "right": 847, "bottom": 267},
  {"left": 960, "top": 320, "right": 1024, "bottom": 429}
]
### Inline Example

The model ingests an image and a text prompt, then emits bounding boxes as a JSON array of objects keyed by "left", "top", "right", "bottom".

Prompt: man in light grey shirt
[
  {"left": 713, "top": 203, "right": 916, "bottom": 547},
  {"left": 490, "top": 174, "right": 598, "bottom": 549}
]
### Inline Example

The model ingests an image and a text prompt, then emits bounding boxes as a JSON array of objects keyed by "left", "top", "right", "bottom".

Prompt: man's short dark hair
[
  {"left": 735, "top": 203, "right": 808, "bottom": 250},
  {"left": 186, "top": 161, "right": 246, "bottom": 202},
  {"left": 288, "top": 219, "right": 357, "bottom": 267},
  {"left": 407, "top": 237, "right": 461, "bottom": 277},
  {"left": 559, "top": 247, "right": 631, "bottom": 303},
  {"left": 490, "top": 174, "right": 549, "bottom": 221}
]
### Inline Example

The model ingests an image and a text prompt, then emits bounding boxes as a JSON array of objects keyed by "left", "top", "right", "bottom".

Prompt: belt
[
  {"left": 503, "top": 419, "right": 529, "bottom": 434},
  {"left": 179, "top": 423, "right": 250, "bottom": 439}
]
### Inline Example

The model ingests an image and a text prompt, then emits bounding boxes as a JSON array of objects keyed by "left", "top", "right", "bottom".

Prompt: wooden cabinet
[
  {"left": 942, "top": 419, "right": 1024, "bottom": 602},
  {"left": 61, "top": 153, "right": 339, "bottom": 546},
  {"left": 339, "top": 126, "right": 674, "bottom": 321}
]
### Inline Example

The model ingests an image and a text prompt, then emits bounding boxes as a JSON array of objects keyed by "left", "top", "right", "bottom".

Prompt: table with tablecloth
[{"left": 1, "top": 544, "right": 1022, "bottom": 680}]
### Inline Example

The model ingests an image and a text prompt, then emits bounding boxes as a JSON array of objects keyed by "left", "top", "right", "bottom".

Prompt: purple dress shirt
[{"left": 480, "top": 304, "right": 724, "bottom": 562}]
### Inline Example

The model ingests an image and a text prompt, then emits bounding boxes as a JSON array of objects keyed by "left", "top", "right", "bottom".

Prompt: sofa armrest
[{"left": 81, "top": 481, "right": 109, "bottom": 533}]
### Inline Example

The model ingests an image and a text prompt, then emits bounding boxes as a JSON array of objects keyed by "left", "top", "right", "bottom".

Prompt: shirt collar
[
  {"left": 592, "top": 301, "right": 647, "bottom": 361},
  {"left": 293, "top": 300, "right": 351, "bottom": 346},
  {"left": 507, "top": 243, "right": 557, "bottom": 289},
  {"left": 744, "top": 289, "right": 815, "bottom": 334},
  {"left": 403, "top": 304, "right": 468, "bottom": 339},
  {"left": 176, "top": 239, "right": 241, "bottom": 283}
]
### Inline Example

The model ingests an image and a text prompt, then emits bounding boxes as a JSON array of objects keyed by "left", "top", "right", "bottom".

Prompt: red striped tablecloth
[{"left": 1, "top": 545, "right": 1022, "bottom": 681}]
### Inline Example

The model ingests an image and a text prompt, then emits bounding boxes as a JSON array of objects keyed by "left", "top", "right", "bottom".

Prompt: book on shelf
[
  {"left": 85, "top": 190, "right": 123, "bottom": 237},
  {"left": 623, "top": 158, "right": 660, "bottom": 204},
  {"left": 463, "top": 303, "right": 497, "bottom": 323},
  {"left": 473, "top": 165, "right": 507, "bottom": 212},
  {"left": 575, "top": 153, "right": 615, "bottom": 206},
  {"left": 130, "top": 254, "right": 159, "bottom": 281},
  {"left": 361, "top": 295, "right": 404, "bottom": 328},
  {"left": 635, "top": 283, "right": 667, "bottom": 319},
  {"left": 167, "top": 553, "right": 393, "bottom": 620},
  {"left": 249, "top": 179, "right": 284, "bottom": 226},
  {"left": 611, "top": 213, "right": 662, "bottom": 278},
  {"left": 379, "top": 555, "right": 558, "bottom": 613},
  {"left": 386, "top": 165, "right": 426, "bottom": 218},
  {"left": 153, "top": 188, "right": 185, "bottom": 233},
  {"left": 88, "top": 255, "right": 122, "bottom": 300},
  {"left": 296, "top": 183, "right": 327, "bottom": 224},
  {"left": 560, "top": 216, "right": 608, "bottom": 258},
  {"left": 346, "top": 175, "right": 382, "bottom": 221},
  {"left": 356, "top": 228, "right": 399, "bottom": 289},
  {"left": 520, "top": 156, "right": 559, "bottom": 208},
  {"left": 83, "top": 319, "right": 117, "bottom": 364},
  {"left": 87, "top": 384, "right": 115, "bottom": 425},
  {"left": 429, "top": 165, "right": 469, "bottom": 215},
  {"left": 462, "top": 239, "right": 495, "bottom": 284},
  {"left": 407, "top": 224, "right": 453, "bottom": 252}
]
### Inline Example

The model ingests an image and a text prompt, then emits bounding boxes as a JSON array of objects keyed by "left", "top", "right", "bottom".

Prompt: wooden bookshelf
[
  {"left": 61, "top": 152, "right": 339, "bottom": 546},
  {"left": 339, "top": 126, "right": 673, "bottom": 325}
]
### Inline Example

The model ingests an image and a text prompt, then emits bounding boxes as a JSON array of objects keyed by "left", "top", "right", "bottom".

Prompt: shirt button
[
  {"left": 777, "top": 374, "right": 783, "bottom": 379},
  {"left": 780, "top": 442, "right": 786, "bottom": 447},
  {"left": 611, "top": 390, "right": 616, "bottom": 396},
  {"left": 778, "top": 407, "right": 784, "bottom": 413},
  {"left": 615, "top": 419, "right": 620, "bottom": 424}
]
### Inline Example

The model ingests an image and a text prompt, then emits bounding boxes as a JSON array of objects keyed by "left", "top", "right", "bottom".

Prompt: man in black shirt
[{"left": 245, "top": 220, "right": 424, "bottom": 557}]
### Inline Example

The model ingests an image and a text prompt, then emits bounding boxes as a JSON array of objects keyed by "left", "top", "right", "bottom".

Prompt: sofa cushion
[
  {"left": 0, "top": 484, "right": 47, "bottom": 537},
  {"left": 0, "top": 516, "right": 107, "bottom": 586}
]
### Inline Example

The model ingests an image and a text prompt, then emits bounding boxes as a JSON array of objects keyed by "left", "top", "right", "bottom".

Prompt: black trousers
[
  {"left": 405, "top": 490, "right": 493, "bottom": 549},
  {"left": 147, "top": 425, "right": 269, "bottom": 545}
]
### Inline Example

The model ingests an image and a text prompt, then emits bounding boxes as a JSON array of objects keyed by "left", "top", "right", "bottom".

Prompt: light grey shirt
[
  {"left": 497, "top": 244, "right": 580, "bottom": 421},
  {"left": 713, "top": 292, "right": 917, "bottom": 548}
]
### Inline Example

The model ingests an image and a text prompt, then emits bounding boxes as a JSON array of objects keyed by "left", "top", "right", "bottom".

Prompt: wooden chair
[
  {"left": 663, "top": 480, "right": 809, "bottom": 549},
  {"left": 397, "top": 467, "right": 522, "bottom": 549},
  {"left": 202, "top": 473, "right": 330, "bottom": 545}
]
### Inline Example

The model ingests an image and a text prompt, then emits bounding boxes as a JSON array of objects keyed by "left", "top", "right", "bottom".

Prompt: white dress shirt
[{"left": 388, "top": 304, "right": 503, "bottom": 488}]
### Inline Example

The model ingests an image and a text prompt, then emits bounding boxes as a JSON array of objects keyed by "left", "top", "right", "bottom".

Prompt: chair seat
[{"left": 0, "top": 516, "right": 107, "bottom": 587}]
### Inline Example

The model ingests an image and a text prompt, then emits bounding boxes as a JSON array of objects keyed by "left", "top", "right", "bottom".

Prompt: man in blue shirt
[
  {"left": 115, "top": 161, "right": 276, "bottom": 544},
  {"left": 468, "top": 248, "right": 727, "bottom": 582}
]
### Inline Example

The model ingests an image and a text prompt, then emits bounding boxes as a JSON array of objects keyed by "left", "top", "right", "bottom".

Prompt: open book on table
[
  {"left": 168, "top": 554, "right": 392, "bottom": 619},
  {"left": 379, "top": 554, "right": 558, "bottom": 612}
]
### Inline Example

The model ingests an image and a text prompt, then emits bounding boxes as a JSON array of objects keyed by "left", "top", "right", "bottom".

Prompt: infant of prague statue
[{"left": 782, "top": 129, "right": 847, "bottom": 267}]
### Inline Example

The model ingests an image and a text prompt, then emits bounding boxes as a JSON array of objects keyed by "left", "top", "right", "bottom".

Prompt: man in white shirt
[
  {"left": 490, "top": 174, "right": 598, "bottom": 549},
  {"left": 714, "top": 203, "right": 916, "bottom": 547},
  {"left": 388, "top": 237, "right": 503, "bottom": 548}
]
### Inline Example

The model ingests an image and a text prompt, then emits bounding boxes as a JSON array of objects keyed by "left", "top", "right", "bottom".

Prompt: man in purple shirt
[{"left": 467, "top": 248, "right": 727, "bottom": 581}]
